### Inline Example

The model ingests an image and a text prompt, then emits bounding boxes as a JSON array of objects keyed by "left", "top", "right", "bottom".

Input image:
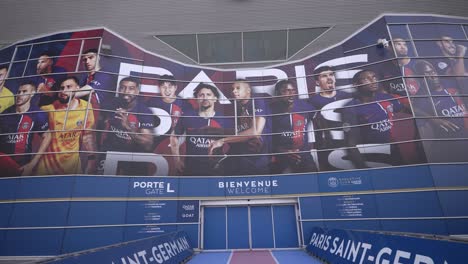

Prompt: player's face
[
  {"left": 421, "top": 63, "right": 441, "bottom": 89},
  {"left": 81, "top": 52, "right": 98, "bottom": 71},
  {"left": 16, "top": 84, "right": 35, "bottom": 106},
  {"left": 58, "top": 79, "right": 79, "bottom": 103},
  {"left": 0, "top": 68, "right": 7, "bottom": 87},
  {"left": 159, "top": 81, "right": 177, "bottom": 101},
  {"left": 440, "top": 36, "right": 457, "bottom": 56},
  {"left": 356, "top": 71, "right": 379, "bottom": 93},
  {"left": 278, "top": 83, "right": 296, "bottom": 104},
  {"left": 232, "top": 82, "right": 251, "bottom": 100},
  {"left": 316, "top": 70, "right": 336, "bottom": 91},
  {"left": 118, "top": 80, "right": 139, "bottom": 104},
  {"left": 393, "top": 39, "right": 408, "bottom": 57},
  {"left": 196, "top": 88, "right": 217, "bottom": 109},
  {"left": 36, "top": 55, "right": 53, "bottom": 74}
]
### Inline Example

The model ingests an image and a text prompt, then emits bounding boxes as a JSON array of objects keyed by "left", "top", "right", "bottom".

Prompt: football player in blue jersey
[
  {"left": 102, "top": 77, "right": 156, "bottom": 151},
  {"left": 309, "top": 66, "right": 352, "bottom": 144},
  {"left": 148, "top": 75, "right": 190, "bottom": 138},
  {"left": 310, "top": 66, "right": 351, "bottom": 108},
  {"left": 209, "top": 79, "right": 272, "bottom": 175},
  {"left": 413, "top": 60, "right": 467, "bottom": 138},
  {"left": 0, "top": 81, "right": 51, "bottom": 176},
  {"left": 75, "top": 48, "right": 119, "bottom": 117},
  {"left": 34, "top": 50, "right": 67, "bottom": 106},
  {"left": 343, "top": 70, "right": 403, "bottom": 168},
  {"left": 309, "top": 66, "right": 352, "bottom": 170},
  {"left": 271, "top": 80, "right": 318, "bottom": 173},
  {"left": 99, "top": 77, "right": 159, "bottom": 175},
  {"left": 435, "top": 35, "right": 467, "bottom": 77},
  {"left": 380, "top": 36, "right": 420, "bottom": 102},
  {"left": 171, "top": 83, "right": 234, "bottom": 176}
]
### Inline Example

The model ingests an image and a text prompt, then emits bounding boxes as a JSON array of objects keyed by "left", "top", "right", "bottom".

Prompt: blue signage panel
[
  {"left": 446, "top": 219, "right": 468, "bottom": 236},
  {"left": 67, "top": 201, "right": 127, "bottom": 226},
  {"left": 436, "top": 190, "right": 468, "bottom": 216},
  {"left": 0, "top": 178, "right": 19, "bottom": 200},
  {"left": 0, "top": 204, "right": 13, "bottom": 227},
  {"left": 62, "top": 227, "right": 124, "bottom": 254},
  {"left": 126, "top": 201, "right": 178, "bottom": 224},
  {"left": 17, "top": 177, "right": 75, "bottom": 199},
  {"left": 1, "top": 229, "right": 64, "bottom": 256},
  {"left": 431, "top": 164, "right": 468, "bottom": 187},
  {"left": 124, "top": 225, "right": 178, "bottom": 241},
  {"left": 374, "top": 191, "right": 444, "bottom": 218},
  {"left": 272, "top": 174, "right": 319, "bottom": 195},
  {"left": 72, "top": 176, "right": 130, "bottom": 197},
  {"left": 323, "top": 220, "right": 381, "bottom": 232},
  {"left": 369, "top": 166, "right": 435, "bottom": 190},
  {"left": 299, "top": 197, "right": 324, "bottom": 220},
  {"left": 176, "top": 200, "right": 199, "bottom": 223},
  {"left": 318, "top": 170, "right": 372, "bottom": 193},
  {"left": 50, "top": 231, "right": 193, "bottom": 264},
  {"left": 2, "top": 164, "right": 468, "bottom": 200},
  {"left": 221, "top": 176, "right": 277, "bottom": 197},
  {"left": 178, "top": 177, "right": 225, "bottom": 197},
  {"left": 321, "top": 194, "right": 378, "bottom": 219},
  {"left": 306, "top": 227, "right": 468, "bottom": 264},
  {"left": 379, "top": 219, "right": 448, "bottom": 235},
  {"left": 128, "top": 177, "right": 179, "bottom": 198},
  {"left": 9, "top": 202, "right": 69, "bottom": 227}
]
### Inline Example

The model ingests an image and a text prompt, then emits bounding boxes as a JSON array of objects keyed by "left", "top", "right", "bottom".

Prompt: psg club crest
[
  {"left": 22, "top": 122, "right": 30, "bottom": 129},
  {"left": 328, "top": 177, "right": 339, "bottom": 188},
  {"left": 295, "top": 120, "right": 303, "bottom": 126},
  {"left": 386, "top": 104, "right": 394, "bottom": 113}
]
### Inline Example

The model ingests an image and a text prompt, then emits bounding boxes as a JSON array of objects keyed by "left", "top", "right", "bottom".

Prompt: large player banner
[{"left": 0, "top": 15, "right": 467, "bottom": 177}]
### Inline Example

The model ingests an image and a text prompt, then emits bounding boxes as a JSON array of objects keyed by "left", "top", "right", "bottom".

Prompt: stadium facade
[{"left": 0, "top": 13, "right": 468, "bottom": 258}]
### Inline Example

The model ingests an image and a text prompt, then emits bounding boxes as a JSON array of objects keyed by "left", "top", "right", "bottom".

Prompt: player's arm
[
  {"left": 240, "top": 115, "right": 266, "bottom": 137},
  {"left": 81, "top": 128, "right": 97, "bottom": 174},
  {"left": 344, "top": 129, "right": 367, "bottom": 169},
  {"left": 74, "top": 84, "right": 94, "bottom": 98},
  {"left": 134, "top": 128, "right": 154, "bottom": 152},
  {"left": 170, "top": 131, "right": 184, "bottom": 174},
  {"left": 342, "top": 109, "right": 367, "bottom": 169},
  {"left": 275, "top": 145, "right": 302, "bottom": 163},
  {"left": 448, "top": 44, "right": 467, "bottom": 77},
  {"left": 413, "top": 98, "right": 461, "bottom": 132},
  {"left": 20, "top": 131, "right": 51, "bottom": 176},
  {"left": 114, "top": 109, "right": 154, "bottom": 150},
  {"left": 208, "top": 116, "right": 266, "bottom": 155},
  {"left": 220, "top": 115, "right": 265, "bottom": 143}
]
